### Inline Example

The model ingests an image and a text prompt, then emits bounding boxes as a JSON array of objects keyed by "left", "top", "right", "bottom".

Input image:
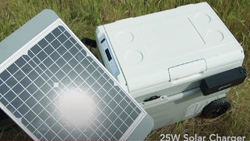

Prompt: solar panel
[{"left": 0, "top": 10, "right": 153, "bottom": 140}]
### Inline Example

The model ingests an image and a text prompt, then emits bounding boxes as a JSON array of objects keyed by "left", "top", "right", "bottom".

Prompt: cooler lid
[{"left": 103, "top": 2, "right": 244, "bottom": 93}]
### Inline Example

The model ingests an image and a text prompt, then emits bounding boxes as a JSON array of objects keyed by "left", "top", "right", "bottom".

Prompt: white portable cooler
[{"left": 95, "top": 2, "right": 246, "bottom": 129}]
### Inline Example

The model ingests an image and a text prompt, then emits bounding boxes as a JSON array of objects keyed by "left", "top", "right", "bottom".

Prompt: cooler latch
[
  {"left": 144, "top": 95, "right": 161, "bottom": 102},
  {"left": 169, "top": 59, "right": 207, "bottom": 81}
]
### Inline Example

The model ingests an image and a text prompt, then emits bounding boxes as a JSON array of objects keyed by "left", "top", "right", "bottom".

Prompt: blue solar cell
[{"left": 0, "top": 24, "right": 144, "bottom": 141}]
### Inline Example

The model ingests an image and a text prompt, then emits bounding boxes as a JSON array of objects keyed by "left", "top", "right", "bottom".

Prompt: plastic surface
[
  {"left": 96, "top": 2, "right": 245, "bottom": 100},
  {"left": 200, "top": 67, "right": 247, "bottom": 95},
  {"left": 99, "top": 36, "right": 120, "bottom": 76}
]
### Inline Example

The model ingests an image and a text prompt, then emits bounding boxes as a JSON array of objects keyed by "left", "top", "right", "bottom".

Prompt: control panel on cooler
[{"left": 100, "top": 36, "right": 120, "bottom": 76}]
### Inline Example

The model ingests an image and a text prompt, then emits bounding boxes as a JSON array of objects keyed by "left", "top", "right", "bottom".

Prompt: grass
[{"left": 0, "top": 0, "right": 249, "bottom": 140}]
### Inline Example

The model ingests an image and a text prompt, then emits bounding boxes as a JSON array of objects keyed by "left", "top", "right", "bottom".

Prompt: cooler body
[
  {"left": 140, "top": 88, "right": 228, "bottom": 129},
  {"left": 95, "top": 2, "right": 245, "bottom": 129}
]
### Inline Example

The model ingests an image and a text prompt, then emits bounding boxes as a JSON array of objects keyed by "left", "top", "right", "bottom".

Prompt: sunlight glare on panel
[{"left": 57, "top": 89, "right": 96, "bottom": 127}]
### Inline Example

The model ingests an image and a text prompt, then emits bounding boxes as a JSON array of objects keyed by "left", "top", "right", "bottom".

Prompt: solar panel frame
[{"left": 0, "top": 10, "right": 153, "bottom": 140}]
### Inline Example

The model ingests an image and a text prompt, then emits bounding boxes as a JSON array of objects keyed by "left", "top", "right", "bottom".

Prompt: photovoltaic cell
[{"left": 0, "top": 25, "right": 142, "bottom": 140}]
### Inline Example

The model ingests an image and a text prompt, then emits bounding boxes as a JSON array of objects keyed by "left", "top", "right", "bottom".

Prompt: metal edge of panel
[
  {"left": 0, "top": 9, "right": 59, "bottom": 140},
  {"left": 127, "top": 114, "right": 154, "bottom": 141}
]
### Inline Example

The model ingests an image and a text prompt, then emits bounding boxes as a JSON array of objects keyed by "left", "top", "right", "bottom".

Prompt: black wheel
[
  {"left": 0, "top": 109, "right": 15, "bottom": 131},
  {"left": 0, "top": 109, "right": 9, "bottom": 121},
  {"left": 201, "top": 97, "right": 231, "bottom": 119}
]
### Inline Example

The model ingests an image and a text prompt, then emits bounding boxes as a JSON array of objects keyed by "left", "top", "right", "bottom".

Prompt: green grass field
[{"left": 0, "top": 0, "right": 249, "bottom": 140}]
